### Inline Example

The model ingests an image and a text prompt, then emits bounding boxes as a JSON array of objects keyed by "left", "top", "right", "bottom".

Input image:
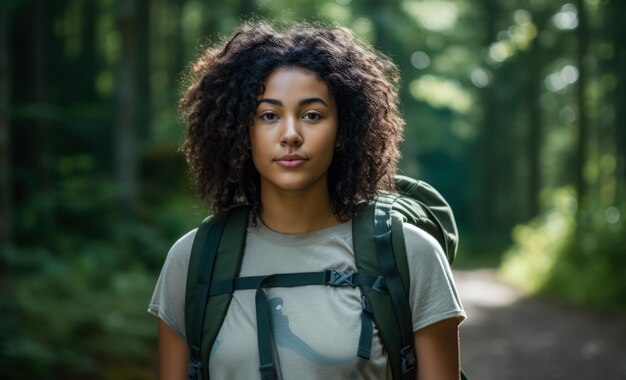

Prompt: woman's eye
[
  {"left": 303, "top": 113, "right": 321, "bottom": 121},
  {"left": 261, "top": 113, "right": 278, "bottom": 121}
]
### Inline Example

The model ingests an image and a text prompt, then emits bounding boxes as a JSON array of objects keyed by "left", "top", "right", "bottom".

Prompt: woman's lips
[
  {"left": 275, "top": 154, "right": 306, "bottom": 168},
  {"left": 276, "top": 159, "right": 306, "bottom": 168}
]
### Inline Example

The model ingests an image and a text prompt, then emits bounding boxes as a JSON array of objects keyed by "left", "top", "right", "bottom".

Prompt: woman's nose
[{"left": 280, "top": 117, "right": 303, "bottom": 147}]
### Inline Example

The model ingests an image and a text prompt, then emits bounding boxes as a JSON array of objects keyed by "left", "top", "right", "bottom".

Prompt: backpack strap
[
  {"left": 207, "top": 270, "right": 385, "bottom": 295},
  {"left": 375, "top": 195, "right": 417, "bottom": 379},
  {"left": 369, "top": 194, "right": 469, "bottom": 380},
  {"left": 353, "top": 198, "right": 415, "bottom": 380},
  {"left": 184, "top": 206, "right": 249, "bottom": 380},
  {"left": 186, "top": 214, "right": 226, "bottom": 380}
]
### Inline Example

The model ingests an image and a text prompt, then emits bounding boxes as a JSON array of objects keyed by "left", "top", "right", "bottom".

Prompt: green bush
[
  {"left": 546, "top": 214, "right": 626, "bottom": 310},
  {"left": 500, "top": 187, "right": 626, "bottom": 311},
  {"left": 1, "top": 149, "right": 204, "bottom": 379},
  {"left": 1, "top": 245, "right": 158, "bottom": 380}
]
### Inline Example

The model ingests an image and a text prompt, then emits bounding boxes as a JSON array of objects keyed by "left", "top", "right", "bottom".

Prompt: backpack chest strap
[
  {"left": 210, "top": 269, "right": 386, "bottom": 380},
  {"left": 208, "top": 269, "right": 387, "bottom": 295}
]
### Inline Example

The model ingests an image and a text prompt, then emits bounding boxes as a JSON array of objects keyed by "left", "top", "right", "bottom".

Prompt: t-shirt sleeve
[
  {"left": 403, "top": 224, "right": 466, "bottom": 332},
  {"left": 148, "top": 228, "right": 197, "bottom": 340}
]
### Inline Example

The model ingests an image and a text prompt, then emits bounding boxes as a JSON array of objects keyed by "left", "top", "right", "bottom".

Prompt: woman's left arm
[{"left": 413, "top": 317, "right": 461, "bottom": 380}]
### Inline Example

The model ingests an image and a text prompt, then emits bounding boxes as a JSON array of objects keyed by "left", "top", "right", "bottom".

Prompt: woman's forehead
[{"left": 259, "top": 67, "right": 334, "bottom": 104}]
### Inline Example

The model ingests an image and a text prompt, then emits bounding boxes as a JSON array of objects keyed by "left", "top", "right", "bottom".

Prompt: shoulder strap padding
[
  {"left": 185, "top": 206, "right": 249, "bottom": 379},
  {"left": 185, "top": 215, "right": 215, "bottom": 343},
  {"left": 353, "top": 202, "right": 411, "bottom": 380}
]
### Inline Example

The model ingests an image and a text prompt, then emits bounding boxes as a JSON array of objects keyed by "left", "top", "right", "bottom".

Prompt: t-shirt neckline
[{"left": 251, "top": 217, "right": 352, "bottom": 246}]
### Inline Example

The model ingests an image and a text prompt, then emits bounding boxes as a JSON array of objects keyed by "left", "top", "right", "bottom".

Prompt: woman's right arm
[{"left": 158, "top": 319, "right": 189, "bottom": 380}]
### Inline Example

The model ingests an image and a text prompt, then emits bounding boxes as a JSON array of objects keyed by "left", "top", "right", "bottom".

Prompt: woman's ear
[
  {"left": 335, "top": 141, "right": 344, "bottom": 152},
  {"left": 335, "top": 130, "right": 343, "bottom": 151}
]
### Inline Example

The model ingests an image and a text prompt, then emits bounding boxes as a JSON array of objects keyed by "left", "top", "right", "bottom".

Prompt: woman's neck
[{"left": 259, "top": 182, "right": 340, "bottom": 234}]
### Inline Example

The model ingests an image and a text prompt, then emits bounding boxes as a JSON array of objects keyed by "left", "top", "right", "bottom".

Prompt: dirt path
[{"left": 454, "top": 269, "right": 626, "bottom": 380}]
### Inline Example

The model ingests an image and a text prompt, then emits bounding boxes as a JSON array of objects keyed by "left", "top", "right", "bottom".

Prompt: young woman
[{"left": 149, "top": 21, "right": 466, "bottom": 380}]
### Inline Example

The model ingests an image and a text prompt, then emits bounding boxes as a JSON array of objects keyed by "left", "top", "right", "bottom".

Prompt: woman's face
[{"left": 250, "top": 67, "right": 339, "bottom": 194}]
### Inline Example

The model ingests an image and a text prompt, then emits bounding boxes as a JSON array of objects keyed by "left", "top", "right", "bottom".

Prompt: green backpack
[{"left": 184, "top": 175, "right": 464, "bottom": 380}]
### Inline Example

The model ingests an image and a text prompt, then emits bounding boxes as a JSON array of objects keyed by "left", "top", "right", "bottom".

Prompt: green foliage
[
  {"left": 500, "top": 187, "right": 577, "bottom": 291},
  {"left": 501, "top": 188, "right": 626, "bottom": 311},
  {"left": 1, "top": 245, "right": 157, "bottom": 380},
  {"left": 2, "top": 151, "right": 200, "bottom": 378},
  {"left": 545, "top": 210, "right": 626, "bottom": 311},
  {"left": 1, "top": 188, "right": 204, "bottom": 379}
]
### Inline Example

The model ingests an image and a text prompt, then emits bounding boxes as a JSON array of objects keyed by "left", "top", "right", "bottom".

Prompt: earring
[{"left": 335, "top": 143, "right": 344, "bottom": 152}]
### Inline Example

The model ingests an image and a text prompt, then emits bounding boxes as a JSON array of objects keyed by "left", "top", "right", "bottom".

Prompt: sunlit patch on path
[{"left": 455, "top": 269, "right": 523, "bottom": 308}]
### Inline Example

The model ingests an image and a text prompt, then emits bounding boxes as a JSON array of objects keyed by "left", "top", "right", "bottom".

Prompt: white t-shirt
[{"left": 149, "top": 218, "right": 465, "bottom": 380}]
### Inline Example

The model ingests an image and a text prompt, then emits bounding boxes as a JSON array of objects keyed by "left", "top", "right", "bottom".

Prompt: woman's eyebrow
[
  {"left": 257, "top": 97, "right": 328, "bottom": 107},
  {"left": 298, "top": 97, "right": 328, "bottom": 107},
  {"left": 258, "top": 98, "right": 282, "bottom": 106}
]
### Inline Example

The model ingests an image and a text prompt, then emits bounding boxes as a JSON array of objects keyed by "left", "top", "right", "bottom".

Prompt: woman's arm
[
  {"left": 413, "top": 317, "right": 461, "bottom": 380},
  {"left": 158, "top": 319, "right": 189, "bottom": 380}
]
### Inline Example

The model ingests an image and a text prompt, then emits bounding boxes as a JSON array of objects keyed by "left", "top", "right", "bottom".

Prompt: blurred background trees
[{"left": 0, "top": 0, "right": 624, "bottom": 378}]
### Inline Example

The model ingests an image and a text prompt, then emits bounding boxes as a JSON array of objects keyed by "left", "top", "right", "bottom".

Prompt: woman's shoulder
[
  {"left": 400, "top": 223, "right": 449, "bottom": 266},
  {"left": 162, "top": 228, "right": 198, "bottom": 269}
]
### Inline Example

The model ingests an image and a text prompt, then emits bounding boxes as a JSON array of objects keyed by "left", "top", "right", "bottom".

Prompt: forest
[{"left": 1, "top": 0, "right": 624, "bottom": 378}]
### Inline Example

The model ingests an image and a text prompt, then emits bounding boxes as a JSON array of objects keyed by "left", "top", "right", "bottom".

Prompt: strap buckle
[
  {"left": 400, "top": 344, "right": 416, "bottom": 374},
  {"left": 187, "top": 359, "right": 203, "bottom": 380},
  {"left": 259, "top": 363, "right": 277, "bottom": 380},
  {"left": 371, "top": 275, "right": 387, "bottom": 293},
  {"left": 323, "top": 269, "right": 355, "bottom": 287},
  {"left": 361, "top": 293, "right": 373, "bottom": 317}
]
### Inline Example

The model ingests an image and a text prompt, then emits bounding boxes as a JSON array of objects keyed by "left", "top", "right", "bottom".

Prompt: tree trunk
[
  {"left": 615, "top": 66, "right": 626, "bottom": 201},
  {"left": 115, "top": 0, "right": 139, "bottom": 209},
  {"left": 0, "top": 7, "right": 11, "bottom": 249},
  {"left": 136, "top": 0, "right": 150, "bottom": 139},
  {"left": 574, "top": 0, "right": 590, "bottom": 210},
  {"left": 526, "top": 55, "right": 542, "bottom": 219},
  {"left": 606, "top": 0, "right": 626, "bottom": 200},
  {"left": 372, "top": 2, "right": 390, "bottom": 53},
  {"left": 34, "top": 0, "right": 53, "bottom": 241},
  {"left": 79, "top": 0, "right": 97, "bottom": 101},
  {"left": 524, "top": 9, "right": 553, "bottom": 220},
  {"left": 477, "top": 0, "right": 499, "bottom": 231}
]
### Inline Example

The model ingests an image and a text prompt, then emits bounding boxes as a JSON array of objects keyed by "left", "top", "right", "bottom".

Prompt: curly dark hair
[{"left": 179, "top": 20, "right": 404, "bottom": 220}]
